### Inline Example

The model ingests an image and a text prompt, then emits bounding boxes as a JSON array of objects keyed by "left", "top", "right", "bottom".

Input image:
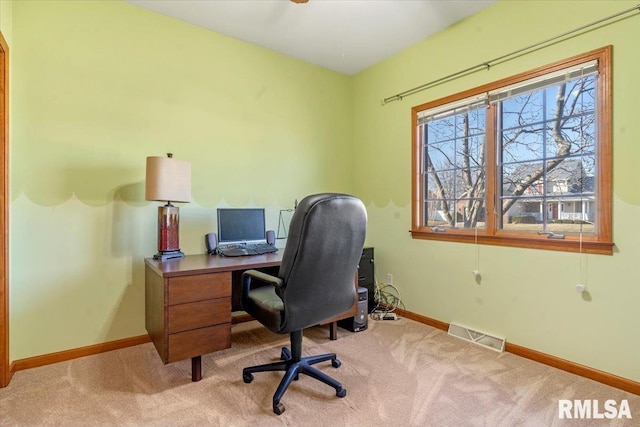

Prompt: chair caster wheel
[
  {"left": 273, "top": 403, "right": 285, "bottom": 415},
  {"left": 243, "top": 372, "right": 254, "bottom": 383},
  {"left": 331, "top": 359, "right": 341, "bottom": 368},
  {"left": 336, "top": 388, "right": 347, "bottom": 398}
]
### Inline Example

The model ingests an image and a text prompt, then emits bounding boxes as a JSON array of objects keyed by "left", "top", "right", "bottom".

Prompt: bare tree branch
[{"left": 426, "top": 153, "right": 454, "bottom": 225}]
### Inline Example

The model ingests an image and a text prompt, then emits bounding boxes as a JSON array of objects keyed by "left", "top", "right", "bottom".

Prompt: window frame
[{"left": 411, "top": 46, "right": 613, "bottom": 255}]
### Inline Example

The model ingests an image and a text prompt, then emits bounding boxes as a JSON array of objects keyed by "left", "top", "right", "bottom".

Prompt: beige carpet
[{"left": 1, "top": 318, "right": 638, "bottom": 426}]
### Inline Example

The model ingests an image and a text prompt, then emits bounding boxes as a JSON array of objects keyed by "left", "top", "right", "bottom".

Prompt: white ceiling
[{"left": 125, "top": 0, "right": 496, "bottom": 75}]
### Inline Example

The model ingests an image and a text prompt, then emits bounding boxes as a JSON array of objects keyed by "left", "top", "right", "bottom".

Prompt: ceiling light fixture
[{"left": 290, "top": 0, "right": 309, "bottom": 3}]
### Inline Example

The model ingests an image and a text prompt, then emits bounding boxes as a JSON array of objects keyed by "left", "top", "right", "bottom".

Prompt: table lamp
[{"left": 145, "top": 153, "right": 191, "bottom": 260}]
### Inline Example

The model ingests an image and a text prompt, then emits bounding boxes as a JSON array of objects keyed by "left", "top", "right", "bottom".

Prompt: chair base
[{"left": 242, "top": 330, "right": 346, "bottom": 415}]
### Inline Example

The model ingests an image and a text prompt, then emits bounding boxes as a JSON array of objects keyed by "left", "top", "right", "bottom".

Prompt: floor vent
[{"left": 448, "top": 322, "right": 505, "bottom": 352}]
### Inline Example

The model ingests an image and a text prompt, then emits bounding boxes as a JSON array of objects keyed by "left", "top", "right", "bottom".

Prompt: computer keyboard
[
  {"left": 217, "top": 243, "right": 278, "bottom": 257},
  {"left": 248, "top": 243, "right": 279, "bottom": 254}
]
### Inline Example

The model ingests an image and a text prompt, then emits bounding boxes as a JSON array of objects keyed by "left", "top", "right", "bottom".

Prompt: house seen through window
[{"left": 411, "top": 46, "right": 612, "bottom": 254}]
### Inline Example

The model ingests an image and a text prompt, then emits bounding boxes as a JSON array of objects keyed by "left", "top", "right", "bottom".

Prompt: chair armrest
[{"left": 241, "top": 269, "right": 284, "bottom": 298}]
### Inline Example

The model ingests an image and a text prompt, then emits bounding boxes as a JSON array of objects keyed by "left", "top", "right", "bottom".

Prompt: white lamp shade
[{"left": 145, "top": 156, "right": 191, "bottom": 203}]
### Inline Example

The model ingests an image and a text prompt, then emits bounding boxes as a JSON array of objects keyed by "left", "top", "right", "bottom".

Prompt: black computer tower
[
  {"left": 338, "top": 286, "right": 368, "bottom": 332},
  {"left": 358, "top": 247, "right": 375, "bottom": 313}
]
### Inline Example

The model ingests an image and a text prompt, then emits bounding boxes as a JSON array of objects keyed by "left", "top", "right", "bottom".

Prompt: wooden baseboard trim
[
  {"left": 505, "top": 342, "right": 640, "bottom": 396},
  {"left": 395, "top": 308, "right": 640, "bottom": 396},
  {"left": 394, "top": 307, "right": 449, "bottom": 331},
  {"left": 11, "top": 334, "right": 151, "bottom": 373}
]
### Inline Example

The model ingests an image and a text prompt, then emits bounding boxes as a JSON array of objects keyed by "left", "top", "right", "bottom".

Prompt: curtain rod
[{"left": 381, "top": 3, "right": 640, "bottom": 106}]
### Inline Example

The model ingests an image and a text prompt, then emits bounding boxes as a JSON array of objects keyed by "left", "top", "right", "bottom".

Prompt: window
[{"left": 411, "top": 46, "right": 612, "bottom": 254}]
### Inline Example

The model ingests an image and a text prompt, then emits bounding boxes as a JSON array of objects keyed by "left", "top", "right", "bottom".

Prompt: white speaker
[
  {"left": 205, "top": 232, "right": 217, "bottom": 254},
  {"left": 266, "top": 230, "right": 276, "bottom": 246}
]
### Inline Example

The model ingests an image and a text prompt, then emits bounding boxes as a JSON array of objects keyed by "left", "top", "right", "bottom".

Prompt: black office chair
[{"left": 241, "top": 193, "right": 367, "bottom": 415}]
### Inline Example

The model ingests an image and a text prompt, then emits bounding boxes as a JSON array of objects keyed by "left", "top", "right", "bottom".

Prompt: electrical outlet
[{"left": 386, "top": 273, "right": 393, "bottom": 285}]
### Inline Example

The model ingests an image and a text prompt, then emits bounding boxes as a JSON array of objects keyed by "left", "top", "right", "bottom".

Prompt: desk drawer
[
  {"left": 168, "top": 298, "right": 231, "bottom": 334},
  {"left": 167, "top": 325, "right": 231, "bottom": 363},
  {"left": 168, "top": 272, "right": 231, "bottom": 305}
]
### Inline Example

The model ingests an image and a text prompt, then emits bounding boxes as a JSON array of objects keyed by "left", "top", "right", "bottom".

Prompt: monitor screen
[{"left": 217, "top": 208, "right": 266, "bottom": 244}]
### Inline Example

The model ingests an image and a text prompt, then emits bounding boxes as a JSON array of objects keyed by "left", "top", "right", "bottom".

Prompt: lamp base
[{"left": 153, "top": 250, "right": 185, "bottom": 261}]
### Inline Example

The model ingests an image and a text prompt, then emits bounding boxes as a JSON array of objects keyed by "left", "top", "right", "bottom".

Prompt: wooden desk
[{"left": 144, "top": 253, "right": 355, "bottom": 381}]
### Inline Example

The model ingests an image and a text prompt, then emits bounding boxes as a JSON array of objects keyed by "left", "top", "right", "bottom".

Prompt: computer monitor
[{"left": 217, "top": 208, "right": 267, "bottom": 245}]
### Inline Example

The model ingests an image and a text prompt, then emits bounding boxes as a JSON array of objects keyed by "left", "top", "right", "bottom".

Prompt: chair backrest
[{"left": 277, "top": 193, "right": 367, "bottom": 333}]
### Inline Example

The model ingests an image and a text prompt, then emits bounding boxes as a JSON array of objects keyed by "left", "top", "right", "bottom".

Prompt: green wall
[
  {"left": 10, "top": 0, "right": 352, "bottom": 359},
  {"left": 8, "top": 0, "right": 640, "bottom": 385},
  {"left": 353, "top": 0, "right": 640, "bottom": 382},
  {"left": 0, "top": 0, "right": 12, "bottom": 46}
]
